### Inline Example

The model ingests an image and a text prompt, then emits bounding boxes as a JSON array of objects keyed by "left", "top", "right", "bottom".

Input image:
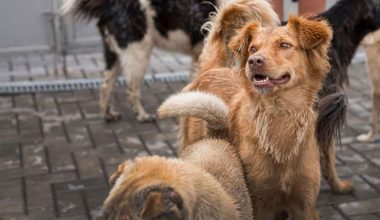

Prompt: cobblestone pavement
[{"left": 1, "top": 50, "right": 380, "bottom": 220}]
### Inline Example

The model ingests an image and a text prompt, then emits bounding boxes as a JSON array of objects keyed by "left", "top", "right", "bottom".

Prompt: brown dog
[
  {"left": 357, "top": 29, "right": 380, "bottom": 142},
  {"left": 177, "top": 0, "right": 353, "bottom": 195},
  {"left": 160, "top": 16, "right": 333, "bottom": 219},
  {"left": 102, "top": 138, "right": 253, "bottom": 220}
]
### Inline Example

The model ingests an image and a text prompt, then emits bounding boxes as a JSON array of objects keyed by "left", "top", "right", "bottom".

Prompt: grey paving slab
[{"left": 0, "top": 50, "right": 379, "bottom": 219}]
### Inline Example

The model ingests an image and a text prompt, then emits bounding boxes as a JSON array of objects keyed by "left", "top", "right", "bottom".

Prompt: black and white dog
[{"left": 61, "top": 0, "right": 278, "bottom": 122}]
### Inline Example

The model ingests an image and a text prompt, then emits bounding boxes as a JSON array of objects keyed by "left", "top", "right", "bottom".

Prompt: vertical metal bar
[
  {"left": 51, "top": 0, "right": 69, "bottom": 75},
  {"left": 45, "top": 11, "right": 59, "bottom": 74},
  {"left": 59, "top": 15, "right": 68, "bottom": 75},
  {"left": 51, "top": 0, "right": 61, "bottom": 74}
]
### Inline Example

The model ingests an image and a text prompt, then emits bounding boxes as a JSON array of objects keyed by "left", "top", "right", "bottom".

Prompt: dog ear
[
  {"left": 287, "top": 15, "right": 332, "bottom": 50},
  {"left": 229, "top": 22, "right": 261, "bottom": 64},
  {"left": 109, "top": 161, "right": 131, "bottom": 186},
  {"left": 140, "top": 188, "right": 183, "bottom": 219}
]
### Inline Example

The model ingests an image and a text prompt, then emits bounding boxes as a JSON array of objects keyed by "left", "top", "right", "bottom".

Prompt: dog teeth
[{"left": 255, "top": 77, "right": 270, "bottom": 84}]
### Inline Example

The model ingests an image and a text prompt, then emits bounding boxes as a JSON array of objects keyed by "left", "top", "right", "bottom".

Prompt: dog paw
[
  {"left": 104, "top": 111, "right": 122, "bottom": 123},
  {"left": 332, "top": 180, "right": 354, "bottom": 194},
  {"left": 356, "top": 133, "right": 375, "bottom": 142},
  {"left": 137, "top": 113, "right": 156, "bottom": 122}
]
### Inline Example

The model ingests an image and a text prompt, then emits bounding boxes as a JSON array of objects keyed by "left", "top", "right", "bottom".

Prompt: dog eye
[
  {"left": 250, "top": 46, "right": 257, "bottom": 53},
  {"left": 280, "top": 43, "right": 292, "bottom": 49}
]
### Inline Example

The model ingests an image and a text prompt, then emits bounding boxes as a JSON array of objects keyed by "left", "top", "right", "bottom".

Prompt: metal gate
[{"left": 0, "top": 0, "right": 100, "bottom": 55}]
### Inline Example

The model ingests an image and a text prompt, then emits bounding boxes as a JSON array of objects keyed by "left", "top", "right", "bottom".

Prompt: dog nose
[{"left": 248, "top": 56, "right": 265, "bottom": 68}]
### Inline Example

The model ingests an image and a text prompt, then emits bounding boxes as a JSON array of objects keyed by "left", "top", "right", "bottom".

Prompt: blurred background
[{"left": 1, "top": 0, "right": 379, "bottom": 220}]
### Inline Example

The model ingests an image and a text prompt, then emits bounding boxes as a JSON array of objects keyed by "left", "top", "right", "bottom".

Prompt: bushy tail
[
  {"left": 158, "top": 91, "right": 228, "bottom": 137},
  {"left": 316, "top": 89, "right": 347, "bottom": 150},
  {"left": 199, "top": 0, "right": 279, "bottom": 71},
  {"left": 60, "top": 0, "right": 105, "bottom": 19}
]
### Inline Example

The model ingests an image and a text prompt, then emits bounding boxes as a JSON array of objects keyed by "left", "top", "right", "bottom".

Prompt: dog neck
[{"left": 241, "top": 85, "right": 318, "bottom": 163}]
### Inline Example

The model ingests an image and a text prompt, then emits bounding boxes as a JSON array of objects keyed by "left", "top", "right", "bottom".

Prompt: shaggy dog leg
[
  {"left": 100, "top": 62, "right": 121, "bottom": 122},
  {"left": 112, "top": 36, "right": 155, "bottom": 122},
  {"left": 321, "top": 140, "right": 354, "bottom": 193},
  {"left": 357, "top": 35, "right": 380, "bottom": 142},
  {"left": 98, "top": 37, "right": 122, "bottom": 122},
  {"left": 317, "top": 91, "right": 354, "bottom": 193},
  {"left": 357, "top": 91, "right": 380, "bottom": 142}
]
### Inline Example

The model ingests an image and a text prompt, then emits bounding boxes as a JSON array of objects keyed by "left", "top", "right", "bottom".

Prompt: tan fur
[
  {"left": 357, "top": 29, "right": 380, "bottom": 142},
  {"left": 199, "top": 0, "right": 279, "bottom": 72},
  {"left": 158, "top": 91, "right": 228, "bottom": 130},
  {"left": 103, "top": 139, "right": 253, "bottom": 220},
  {"left": 177, "top": 16, "right": 333, "bottom": 219}
]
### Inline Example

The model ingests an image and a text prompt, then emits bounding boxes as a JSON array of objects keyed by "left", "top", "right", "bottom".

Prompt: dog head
[
  {"left": 229, "top": 15, "right": 332, "bottom": 95},
  {"left": 103, "top": 157, "right": 187, "bottom": 220}
]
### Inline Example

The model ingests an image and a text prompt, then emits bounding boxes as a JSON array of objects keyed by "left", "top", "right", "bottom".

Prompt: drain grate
[{"left": 0, "top": 71, "right": 189, "bottom": 94}]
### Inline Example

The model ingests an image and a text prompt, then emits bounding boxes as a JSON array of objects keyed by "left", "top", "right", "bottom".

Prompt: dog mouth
[{"left": 253, "top": 73, "right": 291, "bottom": 88}]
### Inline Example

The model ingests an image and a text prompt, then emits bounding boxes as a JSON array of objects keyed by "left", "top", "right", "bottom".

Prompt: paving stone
[
  {"left": 0, "top": 179, "right": 22, "bottom": 199},
  {"left": 350, "top": 175, "right": 380, "bottom": 200},
  {"left": 0, "top": 166, "right": 48, "bottom": 181},
  {"left": 362, "top": 172, "right": 380, "bottom": 190},
  {"left": 363, "top": 150, "right": 380, "bottom": 166},
  {"left": 351, "top": 142, "right": 380, "bottom": 152},
  {"left": 0, "top": 197, "right": 24, "bottom": 215},
  {"left": 83, "top": 186, "right": 109, "bottom": 212},
  {"left": 26, "top": 172, "right": 77, "bottom": 210},
  {"left": 18, "top": 113, "right": 40, "bottom": 129},
  {"left": 337, "top": 147, "right": 367, "bottom": 164},
  {"left": 0, "top": 96, "right": 13, "bottom": 109},
  {"left": 74, "top": 150, "right": 104, "bottom": 179},
  {"left": 54, "top": 178, "right": 107, "bottom": 193},
  {"left": 0, "top": 144, "right": 20, "bottom": 171},
  {"left": 56, "top": 191, "right": 86, "bottom": 217},
  {"left": 65, "top": 125, "right": 93, "bottom": 148},
  {"left": 22, "top": 143, "right": 47, "bottom": 169},
  {"left": 351, "top": 214, "right": 380, "bottom": 220},
  {"left": 47, "top": 144, "right": 75, "bottom": 173},
  {"left": 338, "top": 198, "right": 380, "bottom": 216},
  {"left": 59, "top": 102, "right": 83, "bottom": 122},
  {"left": 336, "top": 163, "right": 380, "bottom": 177},
  {"left": 318, "top": 205, "right": 346, "bottom": 220},
  {"left": 80, "top": 101, "right": 101, "bottom": 120},
  {"left": 88, "top": 124, "right": 118, "bottom": 150},
  {"left": 0, "top": 115, "right": 17, "bottom": 135},
  {"left": 317, "top": 190, "right": 356, "bottom": 205},
  {"left": 0, "top": 50, "right": 380, "bottom": 219},
  {"left": 14, "top": 94, "right": 35, "bottom": 109},
  {"left": 141, "top": 132, "right": 176, "bottom": 157}
]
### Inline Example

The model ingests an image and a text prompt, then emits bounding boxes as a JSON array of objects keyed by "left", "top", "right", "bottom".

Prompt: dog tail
[
  {"left": 158, "top": 91, "right": 228, "bottom": 137},
  {"left": 60, "top": 0, "right": 105, "bottom": 18},
  {"left": 316, "top": 90, "right": 347, "bottom": 150},
  {"left": 199, "top": 0, "right": 279, "bottom": 71}
]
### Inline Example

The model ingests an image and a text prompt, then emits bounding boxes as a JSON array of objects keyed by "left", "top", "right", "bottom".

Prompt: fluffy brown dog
[
  {"left": 102, "top": 138, "right": 253, "bottom": 220},
  {"left": 159, "top": 16, "right": 333, "bottom": 219},
  {"left": 180, "top": 0, "right": 353, "bottom": 195},
  {"left": 356, "top": 29, "right": 380, "bottom": 142}
]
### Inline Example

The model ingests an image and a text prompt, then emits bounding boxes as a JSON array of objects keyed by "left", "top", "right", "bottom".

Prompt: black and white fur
[{"left": 61, "top": 0, "right": 278, "bottom": 122}]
